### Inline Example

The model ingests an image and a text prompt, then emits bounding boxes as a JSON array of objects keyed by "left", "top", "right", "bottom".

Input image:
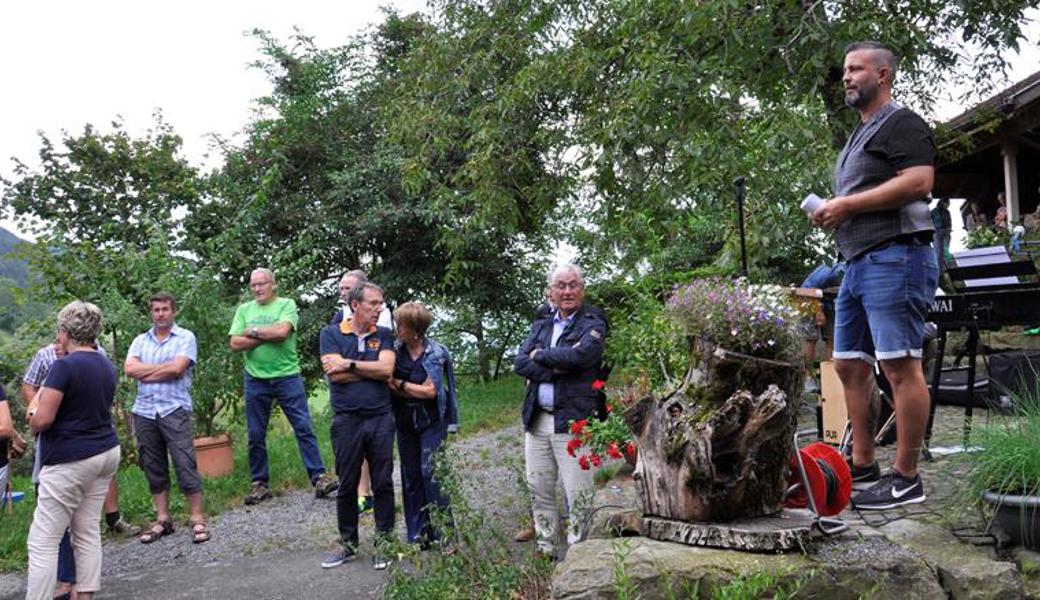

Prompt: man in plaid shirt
[{"left": 125, "top": 292, "right": 210, "bottom": 544}]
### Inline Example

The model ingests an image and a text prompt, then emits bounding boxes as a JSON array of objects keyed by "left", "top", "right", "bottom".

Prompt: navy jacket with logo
[{"left": 514, "top": 303, "right": 608, "bottom": 433}]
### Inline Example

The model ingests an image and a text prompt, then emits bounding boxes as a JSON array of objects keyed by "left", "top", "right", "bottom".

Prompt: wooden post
[{"left": 1002, "top": 138, "right": 1020, "bottom": 228}]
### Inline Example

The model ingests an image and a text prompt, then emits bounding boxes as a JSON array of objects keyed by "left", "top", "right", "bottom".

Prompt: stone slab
[{"left": 643, "top": 509, "right": 818, "bottom": 552}]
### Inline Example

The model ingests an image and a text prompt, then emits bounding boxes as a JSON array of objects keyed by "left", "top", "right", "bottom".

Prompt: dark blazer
[{"left": 514, "top": 303, "right": 608, "bottom": 433}]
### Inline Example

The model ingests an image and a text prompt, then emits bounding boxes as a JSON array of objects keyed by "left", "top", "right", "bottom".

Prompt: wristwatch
[
  {"left": 348, "top": 361, "right": 358, "bottom": 372},
  {"left": 249, "top": 327, "right": 260, "bottom": 339}
]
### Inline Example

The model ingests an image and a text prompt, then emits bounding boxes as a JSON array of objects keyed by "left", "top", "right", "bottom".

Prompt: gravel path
[{"left": 0, "top": 425, "right": 528, "bottom": 600}]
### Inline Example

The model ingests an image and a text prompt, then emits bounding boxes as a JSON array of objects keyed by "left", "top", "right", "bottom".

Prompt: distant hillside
[{"left": 0, "top": 226, "right": 29, "bottom": 286}]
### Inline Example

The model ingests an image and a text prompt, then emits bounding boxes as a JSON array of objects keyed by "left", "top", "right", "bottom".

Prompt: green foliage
[
  {"left": 964, "top": 226, "right": 1011, "bottom": 250},
  {"left": 955, "top": 377, "right": 1040, "bottom": 502},
  {"left": 588, "top": 273, "right": 692, "bottom": 392},
  {"left": 1, "top": 116, "right": 203, "bottom": 303},
  {"left": 611, "top": 539, "right": 638, "bottom": 600},
  {"left": 385, "top": 443, "right": 553, "bottom": 600},
  {"left": 711, "top": 569, "right": 807, "bottom": 600}
]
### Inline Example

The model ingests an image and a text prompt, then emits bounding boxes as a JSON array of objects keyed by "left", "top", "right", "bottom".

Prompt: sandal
[
  {"left": 190, "top": 519, "right": 211, "bottom": 544},
  {"left": 139, "top": 519, "right": 174, "bottom": 544}
]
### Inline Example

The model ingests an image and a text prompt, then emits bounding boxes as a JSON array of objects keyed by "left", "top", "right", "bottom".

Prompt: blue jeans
[
  {"left": 834, "top": 242, "right": 939, "bottom": 363},
  {"left": 331, "top": 411, "right": 396, "bottom": 548},
  {"left": 396, "top": 403, "right": 452, "bottom": 544},
  {"left": 244, "top": 373, "right": 326, "bottom": 485}
]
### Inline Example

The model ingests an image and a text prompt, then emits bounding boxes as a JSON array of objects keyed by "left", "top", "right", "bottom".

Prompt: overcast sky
[{"left": 1, "top": 3, "right": 1037, "bottom": 241}]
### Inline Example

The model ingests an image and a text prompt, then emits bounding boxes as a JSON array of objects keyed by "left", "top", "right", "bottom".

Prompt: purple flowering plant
[{"left": 666, "top": 277, "right": 801, "bottom": 361}]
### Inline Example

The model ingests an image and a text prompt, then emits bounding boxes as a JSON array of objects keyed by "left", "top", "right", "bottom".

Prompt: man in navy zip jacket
[{"left": 514, "top": 263, "right": 607, "bottom": 559}]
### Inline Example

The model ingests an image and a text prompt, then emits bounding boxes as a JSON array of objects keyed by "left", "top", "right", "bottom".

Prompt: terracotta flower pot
[{"left": 193, "top": 432, "right": 234, "bottom": 478}]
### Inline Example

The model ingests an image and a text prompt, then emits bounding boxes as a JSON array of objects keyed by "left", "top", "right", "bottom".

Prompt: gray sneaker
[
  {"left": 313, "top": 473, "right": 339, "bottom": 499},
  {"left": 321, "top": 546, "right": 356, "bottom": 568},
  {"left": 372, "top": 553, "right": 393, "bottom": 570},
  {"left": 244, "top": 482, "right": 272, "bottom": 505}
]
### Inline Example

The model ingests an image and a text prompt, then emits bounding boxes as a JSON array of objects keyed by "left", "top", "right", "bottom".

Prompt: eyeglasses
[{"left": 552, "top": 281, "right": 583, "bottom": 291}]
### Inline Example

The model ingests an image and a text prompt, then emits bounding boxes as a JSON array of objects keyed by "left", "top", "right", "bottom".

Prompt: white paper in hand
[{"left": 801, "top": 193, "right": 824, "bottom": 215}]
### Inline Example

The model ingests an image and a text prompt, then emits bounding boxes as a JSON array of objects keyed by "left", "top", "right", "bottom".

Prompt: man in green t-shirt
[{"left": 229, "top": 268, "right": 338, "bottom": 504}]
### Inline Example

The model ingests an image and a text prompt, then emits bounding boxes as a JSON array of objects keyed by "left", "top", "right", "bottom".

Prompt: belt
[{"left": 866, "top": 232, "right": 932, "bottom": 254}]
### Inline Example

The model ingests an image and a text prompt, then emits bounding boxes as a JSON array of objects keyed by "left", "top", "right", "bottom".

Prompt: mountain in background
[{"left": 0, "top": 225, "right": 29, "bottom": 286}]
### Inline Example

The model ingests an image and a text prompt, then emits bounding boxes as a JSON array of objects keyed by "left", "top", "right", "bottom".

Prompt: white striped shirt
[{"left": 128, "top": 324, "right": 197, "bottom": 419}]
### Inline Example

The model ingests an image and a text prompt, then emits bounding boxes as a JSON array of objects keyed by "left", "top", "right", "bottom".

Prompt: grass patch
[
  {"left": 456, "top": 376, "right": 523, "bottom": 434},
  {"left": 0, "top": 376, "right": 521, "bottom": 572}
]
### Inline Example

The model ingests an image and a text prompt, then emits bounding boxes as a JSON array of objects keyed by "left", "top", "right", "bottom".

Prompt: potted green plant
[
  {"left": 957, "top": 379, "right": 1040, "bottom": 549},
  {"left": 175, "top": 272, "right": 241, "bottom": 478}
]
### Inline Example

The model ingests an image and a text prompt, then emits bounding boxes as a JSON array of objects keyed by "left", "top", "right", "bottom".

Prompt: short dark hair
[
  {"left": 348, "top": 282, "right": 383, "bottom": 308},
  {"left": 844, "top": 41, "right": 899, "bottom": 81},
  {"left": 149, "top": 292, "right": 177, "bottom": 310}
]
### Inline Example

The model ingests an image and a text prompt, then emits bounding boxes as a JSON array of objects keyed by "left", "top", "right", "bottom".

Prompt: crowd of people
[
  {"left": 7, "top": 37, "right": 1021, "bottom": 598},
  {"left": 2, "top": 260, "right": 615, "bottom": 598}
]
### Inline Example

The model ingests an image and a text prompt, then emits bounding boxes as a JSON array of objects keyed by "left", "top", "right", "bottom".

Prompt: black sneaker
[
  {"left": 851, "top": 470, "right": 926, "bottom": 510},
  {"left": 321, "top": 545, "right": 356, "bottom": 568},
  {"left": 846, "top": 458, "right": 881, "bottom": 490}
]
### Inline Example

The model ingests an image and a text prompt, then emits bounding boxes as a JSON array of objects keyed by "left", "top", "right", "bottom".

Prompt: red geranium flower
[
  {"left": 606, "top": 442, "right": 622, "bottom": 459},
  {"left": 570, "top": 419, "right": 588, "bottom": 435},
  {"left": 591, "top": 379, "right": 606, "bottom": 391},
  {"left": 566, "top": 438, "right": 583, "bottom": 457},
  {"left": 578, "top": 455, "right": 591, "bottom": 470},
  {"left": 590, "top": 453, "right": 602, "bottom": 468},
  {"left": 625, "top": 442, "right": 637, "bottom": 458}
]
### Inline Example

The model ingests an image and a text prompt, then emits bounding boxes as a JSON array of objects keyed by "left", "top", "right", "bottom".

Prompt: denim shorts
[{"left": 833, "top": 242, "right": 939, "bottom": 363}]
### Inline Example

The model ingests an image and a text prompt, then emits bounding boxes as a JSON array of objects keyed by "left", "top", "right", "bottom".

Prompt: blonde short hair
[
  {"left": 394, "top": 302, "right": 433, "bottom": 338},
  {"left": 57, "top": 300, "right": 104, "bottom": 345}
]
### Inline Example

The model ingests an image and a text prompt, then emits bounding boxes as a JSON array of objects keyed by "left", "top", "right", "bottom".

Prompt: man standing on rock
[
  {"left": 811, "top": 41, "right": 938, "bottom": 510},
  {"left": 514, "top": 264, "right": 608, "bottom": 559},
  {"left": 125, "top": 292, "right": 210, "bottom": 544},
  {"left": 229, "top": 268, "right": 338, "bottom": 505},
  {"left": 318, "top": 282, "right": 397, "bottom": 570}
]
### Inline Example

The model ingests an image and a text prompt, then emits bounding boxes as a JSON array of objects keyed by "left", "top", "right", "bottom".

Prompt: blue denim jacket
[{"left": 398, "top": 338, "right": 460, "bottom": 432}]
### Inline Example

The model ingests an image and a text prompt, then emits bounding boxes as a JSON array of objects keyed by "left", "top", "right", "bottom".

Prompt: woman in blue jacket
[{"left": 389, "top": 302, "right": 459, "bottom": 548}]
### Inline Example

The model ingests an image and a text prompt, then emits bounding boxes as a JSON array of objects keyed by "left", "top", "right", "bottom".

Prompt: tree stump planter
[{"left": 624, "top": 342, "right": 802, "bottom": 523}]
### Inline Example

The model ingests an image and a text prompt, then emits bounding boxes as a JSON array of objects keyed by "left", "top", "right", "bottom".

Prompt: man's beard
[{"left": 845, "top": 81, "right": 877, "bottom": 109}]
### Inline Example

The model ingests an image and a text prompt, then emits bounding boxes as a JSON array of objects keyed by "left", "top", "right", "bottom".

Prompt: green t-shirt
[{"left": 229, "top": 297, "right": 301, "bottom": 379}]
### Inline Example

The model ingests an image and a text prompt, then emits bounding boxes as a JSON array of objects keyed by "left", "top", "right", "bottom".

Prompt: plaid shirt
[
  {"left": 23, "top": 344, "right": 109, "bottom": 387},
  {"left": 834, "top": 101, "right": 934, "bottom": 260},
  {"left": 128, "top": 324, "right": 197, "bottom": 419}
]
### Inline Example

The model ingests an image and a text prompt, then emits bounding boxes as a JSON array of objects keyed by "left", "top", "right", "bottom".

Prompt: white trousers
[
  {"left": 524, "top": 411, "right": 594, "bottom": 554},
  {"left": 26, "top": 445, "right": 120, "bottom": 600}
]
